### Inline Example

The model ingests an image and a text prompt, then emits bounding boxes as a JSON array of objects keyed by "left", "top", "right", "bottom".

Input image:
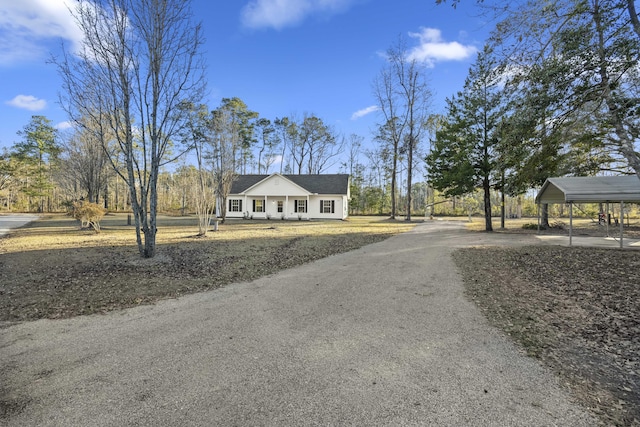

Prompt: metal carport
[{"left": 535, "top": 176, "right": 640, "bottom": 247}]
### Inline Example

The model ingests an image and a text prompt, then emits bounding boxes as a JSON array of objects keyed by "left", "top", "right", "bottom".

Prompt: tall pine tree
[{"left": 427, "top": 46, "right": 505, "bottom": 231}]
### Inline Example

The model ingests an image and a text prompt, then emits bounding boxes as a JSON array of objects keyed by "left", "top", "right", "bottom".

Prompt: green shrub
[{"left": 522, "top": 223, "right": 540, "bottom": 230}]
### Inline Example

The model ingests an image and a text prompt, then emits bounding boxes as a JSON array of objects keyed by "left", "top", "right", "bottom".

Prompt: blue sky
[{"left": 0, "top": 0, "right": 493, "bottom": 158}]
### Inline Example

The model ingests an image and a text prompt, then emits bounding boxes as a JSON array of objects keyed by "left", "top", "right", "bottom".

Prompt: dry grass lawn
[{"left": 0, "top": 214, "right": 415, "bottom": 324}]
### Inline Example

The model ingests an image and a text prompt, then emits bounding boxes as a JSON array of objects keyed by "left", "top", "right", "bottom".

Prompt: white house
[{"left": 226, "top": 173, "right": 350, "bottom": 220}]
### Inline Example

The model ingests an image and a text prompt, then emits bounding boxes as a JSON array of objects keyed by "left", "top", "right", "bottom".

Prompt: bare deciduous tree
[
  {"left": 274, "top": 117, "right": 293, "bottom": 174},
  {"left": 255, "top": 118, "right": 278, "bottom": 174},
  {"left": 208, "top": 98, "right": 257, "bottom": 221},
  {"left": 59, "top": 119, "right": 113, "bottom": 205},
  {"left": 0, "top": 151, "right": 12, "bottom": 194},
  {"left": 374, "top": 54, "right": 406, "bottom": 219},
  {"left": 289, "top": 114, "right": 343, "bottom": 174},
  {"left": 57, "top": 0, "right": 205, "bottom": 257},
  {"left": 392, "top": 45, "right": 432, "bottom": 221},
  {"left": 374, "top": 37, "right": 432, "bottom": 220},
  {"left": 181, "top": 102, "right": 215, "bottom": 235}
]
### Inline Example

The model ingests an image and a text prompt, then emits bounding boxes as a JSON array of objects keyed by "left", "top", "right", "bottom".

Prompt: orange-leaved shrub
[{"left": 70, "top": 201, "right": 107, "bottom": 233}]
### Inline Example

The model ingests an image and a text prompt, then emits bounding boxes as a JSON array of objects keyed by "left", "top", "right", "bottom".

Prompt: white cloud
[
  {"left": 56, "top": 121, "right": 73, "bottom": 130},
  {"left": 351, "top": 105, "right": 378, "bottom": 120},
  {"left": 6, "top": 95, "right": 47, "bottom": 111},
  {"left": 407, "top": 27, "right": 477, "bottom": 67},
  {"left": 269, "top": 154, "right": 283, "bottom": 165},
  {"left": 0, "top": 0, "right": 83, "bottom": 65},
  {"left": 241, "top": 0, "right": 354, "bottom": 30}
]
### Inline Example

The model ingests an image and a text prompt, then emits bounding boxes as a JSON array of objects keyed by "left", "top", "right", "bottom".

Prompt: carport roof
[{"left": 536, "top": 176, "right": 640, "bottom": 204}]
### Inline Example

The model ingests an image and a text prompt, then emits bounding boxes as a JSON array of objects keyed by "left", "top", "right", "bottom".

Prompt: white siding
[
  {"left": 226, "top": 174, "right": 349, "bottom": 220},
  {"left": 308, "top": 196, "right": 346, "bottom": 220},
  {"left": 245, "top": 176, "right": 309, "bottom": 197}
]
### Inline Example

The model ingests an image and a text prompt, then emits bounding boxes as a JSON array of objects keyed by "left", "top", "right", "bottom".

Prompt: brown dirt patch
[{"left": 455, "top": 238, "right": 640, "bottom": 426}]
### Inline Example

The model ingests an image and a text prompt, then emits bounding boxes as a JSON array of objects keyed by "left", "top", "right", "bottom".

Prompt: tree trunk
[
  {"left": 542, "top": 203, "right": 550, "bottom": 228},
  {"left": 131, "top": 199, "right": 144, "bottom": 256},
  {"left": 144, "top": 217, "right": 156, "bottom": 257},
  {"left": 406, "top": 138, "right": 413, "bottom": 221},
  {"left": 627, "top": 0, "right": 640, "bottom": 39},
  {"left": 500, "top": 187, "right": 505, "bottom": 229},
  {"left": 500, "top": 170, "right": 505, "bottom": 229},
  {"left": 390, "top": 153, "right": 397, "bottom": 219},
  {"left": 483, "top": 176, "right": 493, "bottom": 231},
  {"left": 103, "top": 182, "right": 109, "bottom": 209}
]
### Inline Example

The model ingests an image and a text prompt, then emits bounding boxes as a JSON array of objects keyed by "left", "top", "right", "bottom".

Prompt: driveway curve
[
  {"left": 1, "top": 221, "right": 595, "bottom": 426},
  {"left": 0, "top": 214, "right": 39, "bottom": 237}
]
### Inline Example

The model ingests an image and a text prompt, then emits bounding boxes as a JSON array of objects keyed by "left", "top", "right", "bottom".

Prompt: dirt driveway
[{"left": 1, "top": 221, "right": 596, "bottom": 426}]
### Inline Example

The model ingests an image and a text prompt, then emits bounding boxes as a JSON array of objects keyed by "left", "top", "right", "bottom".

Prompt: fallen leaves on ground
[{"left": 454, "top": 244, "right": 640, "bottom": 426}]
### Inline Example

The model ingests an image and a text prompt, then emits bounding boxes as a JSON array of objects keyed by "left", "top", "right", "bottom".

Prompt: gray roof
[
  {"left": 230, "top": 174, "right": 350, "bottom": 195},
  {"left": 536, "top": 176, "right": 640, "bottom": 204}
]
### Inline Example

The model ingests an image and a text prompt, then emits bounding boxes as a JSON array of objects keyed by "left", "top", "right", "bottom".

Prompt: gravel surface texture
[{"left": 1, "top": 221, "right": 596, "bottom": 426}]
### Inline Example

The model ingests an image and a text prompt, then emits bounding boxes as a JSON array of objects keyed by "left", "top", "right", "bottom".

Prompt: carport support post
[
  {"left": 569, "top": 202, "right": 573, "bottom": 246},
  {"left": 606, "top": 202, "right": 610, "bottom": 237},
  {"left": 620, "top": 201, "right": 624, "bottom": 249}
]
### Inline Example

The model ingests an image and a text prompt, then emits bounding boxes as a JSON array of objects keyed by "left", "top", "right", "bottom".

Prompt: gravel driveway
[
  {"left": 0, "top": 214, "right": 38, "bottom": 237},
  {"left": 0, "top": 221, "right": 596, "bottom": 426}
]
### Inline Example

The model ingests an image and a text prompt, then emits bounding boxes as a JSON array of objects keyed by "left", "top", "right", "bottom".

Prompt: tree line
[
  {"left": 0, "top": 101, "right": 426, "bottom": 223},
  {"left": 3, "top": 0, "right": 639, "bottom": 256}
]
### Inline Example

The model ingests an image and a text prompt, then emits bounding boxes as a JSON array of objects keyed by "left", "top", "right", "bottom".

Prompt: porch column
[
  {"left": 286, "top": 195, "right": 289, "bottom": 217},
  {"left": 265, "top": 195, "right": 267, "bottom": 218}
]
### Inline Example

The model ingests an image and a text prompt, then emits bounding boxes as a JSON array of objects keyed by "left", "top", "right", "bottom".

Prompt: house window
[
  {"left": 321, "top": 200, "right": 335, "bottom": 214},
  {"left": 253, "top": 199, "right": 264, "bottom": 213},
  {"left": 229, "top": 199, "right": 242, "bottom": 212},
  {"left": 277, "top": 201, "right": 283, "bottom": 213},
  {"left": 294, "top": 199, "right": 307, "bottom": 213}
]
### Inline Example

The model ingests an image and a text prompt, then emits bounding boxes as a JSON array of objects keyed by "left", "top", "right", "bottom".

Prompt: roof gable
[{"left": 244, "top": 174, "right": 311, "bottom": 196}]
